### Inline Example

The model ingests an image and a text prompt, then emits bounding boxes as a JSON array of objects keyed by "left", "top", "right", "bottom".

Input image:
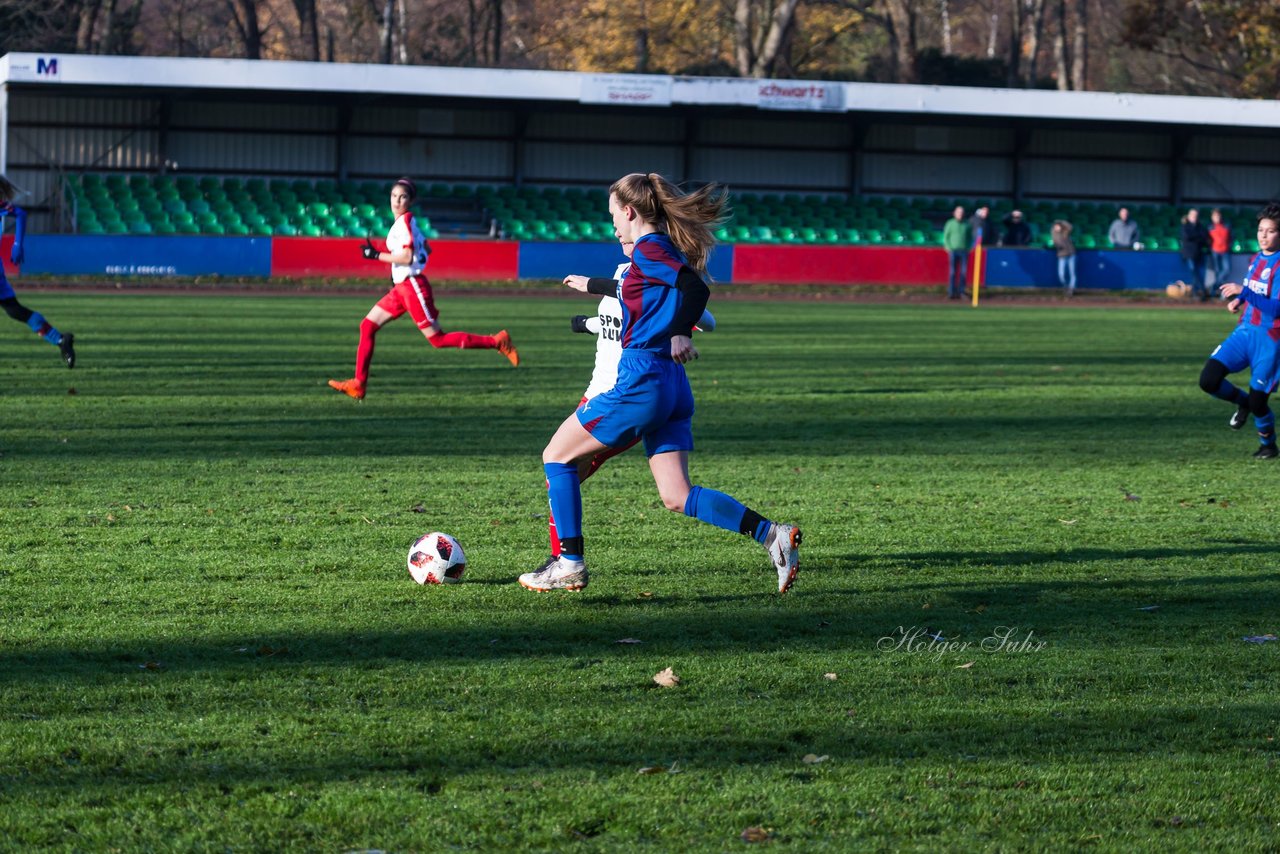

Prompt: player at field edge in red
[
  {"left": 0, "top": 175, "right": 75, "bottom": 368},
  {"left": 328, "top": 177, "right": 518, "bottom": 400},
  {"left": 521, "top": 172, "right": 802, "bottom": 595},
  {"left": 537, "top": 237, "right": 716, "bottom": 570}
]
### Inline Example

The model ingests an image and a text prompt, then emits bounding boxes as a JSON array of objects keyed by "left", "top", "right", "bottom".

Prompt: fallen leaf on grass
[
  {"left": 823, "top": 673, "right": 837, "bottom": 680},
  {"left": 741, "top": 827, "right": 773, "bottom": 843},
  {"left": 1136, "top": 605, "right": 1160, "bottom": 612},
  {"left": 637, "top": 591, "right": 654, "bottom": 599},
  {"left": 410, "top": 504, "right": 426, "bottom": 513},
  {"left": 971, "top": 604, "right": 988, "bottom": 613},
  {"left": 139, "top": 661, "right": 163, "bottom": 670},
  {"left": 637, "top": 762, "right": 680, "bottom": 775},
  {"left": 1123, "top": 492, "right": 1141, "bottom": 502},
  {"left": 652, "top": 667, "right": 680, "bottom": 687},
  {"left": 802, "top": 753, "right": 829, "bottom": 764},
  {"left": 616, "top": 638, "right": 643, "bottom": 645},
  {"left": 1058, "top": 519, "right": 1077, "bottom": 525},
  {"left": 956, "top": 661, "right": 975, "bottom": 669}
]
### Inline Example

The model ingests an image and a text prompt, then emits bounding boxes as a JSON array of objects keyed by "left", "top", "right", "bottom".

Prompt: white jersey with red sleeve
[
  {"left": 581, "top": 262, "right": 629, "bottom": 400},
  {"left": 387, "top": 211, "right": 429, "bottom": 284}
]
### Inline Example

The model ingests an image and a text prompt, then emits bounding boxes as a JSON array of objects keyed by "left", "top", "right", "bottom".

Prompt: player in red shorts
[{"left": 328, "top": 177, "right": 518, "bottom": 400}]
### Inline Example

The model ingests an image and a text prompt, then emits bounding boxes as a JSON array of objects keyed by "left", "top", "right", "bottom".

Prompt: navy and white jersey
[
  {"left": 617, "top": 233, "right": 695, "bottom": 356},
  {"left": 1238, "top": 251, "right": 1280, "bottom": 338}
]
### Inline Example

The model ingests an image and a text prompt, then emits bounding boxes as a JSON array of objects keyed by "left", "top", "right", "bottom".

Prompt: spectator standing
[
  {"left": 1000, "top": 210, "right": 1032, "bottom": 247},
  {"left": 1209, "top": 208, "right": 1232, "bottom": 293},
  {"left": 1108, "top": 206, "right": 1141, "bottom": 249},
  {"left": 970, "top": 205, "right": 994, "bottom": 248},
  {"left": 1052, "top": 219, "right": 1077, "bottom": 297},
  {"left": 1180, "top": 207, "right": 1211, "bottom": 301},
  {"left": 942, "top": 206, "right": 972, "bottom": 300}
]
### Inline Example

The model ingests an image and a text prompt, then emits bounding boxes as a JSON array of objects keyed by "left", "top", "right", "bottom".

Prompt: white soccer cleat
[
  {"left": 766, "top": 523, "right": 802, "bottom": 593},
  {"left": 519, "top": 556, "right": 589, "bottom": 592}
]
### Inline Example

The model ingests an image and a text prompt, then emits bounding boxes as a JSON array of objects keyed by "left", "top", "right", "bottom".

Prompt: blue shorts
[
  {"left": 1211, "top": 324, "right": 1280, "bottom": 393},
  {"left": 0, "top": 270, "right": 13, "bottom": 301},
  {"left": 577, "top": 350, "right": 694, "bottom": 456}
]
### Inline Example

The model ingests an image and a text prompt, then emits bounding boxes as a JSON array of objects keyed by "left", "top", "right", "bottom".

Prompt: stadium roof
[{"left": 3, "top": 51, "right": 1278, "bottom": 130}]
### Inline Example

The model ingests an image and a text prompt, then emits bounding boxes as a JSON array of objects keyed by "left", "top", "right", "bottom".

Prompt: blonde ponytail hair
[{"left": 609, "top": 173, "right": 728, "bottom": 275}]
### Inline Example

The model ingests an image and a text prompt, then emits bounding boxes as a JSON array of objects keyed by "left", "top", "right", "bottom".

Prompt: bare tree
[
  {"left": 292, "top": 0, "right": 320, "bottom": 59},
  {"left": 735, "top": 0, "right": 804, "bottom": 78},
  {"left": 227, "top": 0, "right": 263, "bottom": 58},
  {"left": 879, "top": 0, "right": 918, "bottom": 83},
  {"left": 1069, "top": 0, "right": 1086, "bottom": 90}
]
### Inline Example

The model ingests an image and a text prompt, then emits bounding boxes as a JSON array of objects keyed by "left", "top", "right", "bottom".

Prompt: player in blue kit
[
  {"left": 0, "top": 176, "right": 75, "bottom": 368},
  {"left": 1204, "top": 203, "right": 1280, "bottom": 458},
  {"left": 520, "top": 172, "right": 802, "bottom": 594}
]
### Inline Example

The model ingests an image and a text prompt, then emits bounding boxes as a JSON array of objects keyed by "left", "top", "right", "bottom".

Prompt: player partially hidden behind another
[
  {"left": 521, "top": 172, "right": 801, "bottom": 594},
  {"left": 535, "top": 236, "right": 716, "bottom": 572},
  {"left": 328, "top": 177, "right": 518, "bottom": 400},
  {"left": 0, "top": 175, "right": 74, "bottom": 368},
  {"left": 1204, "top": 202, "right": 1280, "bottom": 458}
]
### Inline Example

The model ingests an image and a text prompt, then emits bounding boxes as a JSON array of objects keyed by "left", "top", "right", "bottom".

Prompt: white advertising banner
[
  {"left": 580, "top": 75, "right": 673, "bottom": 107},
  {"left": 756, "top": 81, "right": 845, "bottom": 112}
]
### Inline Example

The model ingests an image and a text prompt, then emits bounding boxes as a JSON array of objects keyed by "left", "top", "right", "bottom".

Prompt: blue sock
[
  {"left": 544, "top": 462, "right": 583, "bottom": 560},
  {"left": 26, "top": 313, "right": 61, "bottom": 346},
  {"left": 1258, "top": 411, "right": 1276, "bottom": 443},
  {"left": 1213, "top": 380, "right": 1244, "bottom": 404},
  {"left": 683, "top": 485, "right": 772, "bottom": 544}
]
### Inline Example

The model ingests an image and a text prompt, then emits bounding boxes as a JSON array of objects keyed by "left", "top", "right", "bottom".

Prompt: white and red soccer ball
[{"left": 407, "top": 532, "right": 466, "bottom": 585}]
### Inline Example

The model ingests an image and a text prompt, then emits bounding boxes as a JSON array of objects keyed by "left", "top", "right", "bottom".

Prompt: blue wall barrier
[
  {"left": 518, "top": 240, "right": 735, "bottom": 283},
  {"left": 984, "top": 247, "right": 1254, "bottom": 290},
  {"left": 23, "top": 235, "right": 273, "bottom": 277}
]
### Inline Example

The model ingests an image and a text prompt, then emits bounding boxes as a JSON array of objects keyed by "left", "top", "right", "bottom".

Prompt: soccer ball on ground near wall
[{"left": 407, "top": 532, "right": 466, "bottom": 584}]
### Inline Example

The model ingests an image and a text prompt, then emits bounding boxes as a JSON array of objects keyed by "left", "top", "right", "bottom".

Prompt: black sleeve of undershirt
[
  {"left": 668, "top": 266, "right": 711, "bottom": 338},
  {"left": 586, "top": 277, "right": 617, "bottom": 295}
]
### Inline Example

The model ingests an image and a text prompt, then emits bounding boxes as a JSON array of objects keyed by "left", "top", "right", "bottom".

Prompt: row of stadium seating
[
  {"left": 62, "top": 174, "right": 1263, "bottom": 252},
  {"left": 68, "top": 174, "right": 438, "bottom": 238}
]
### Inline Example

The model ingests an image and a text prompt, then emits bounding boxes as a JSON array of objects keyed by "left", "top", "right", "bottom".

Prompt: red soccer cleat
[
  {"left": 327, "top": 378, "right": 366, "bottom": 400},
  {"left": 494, "top": 329, "right": 520, "bottom": 367}
]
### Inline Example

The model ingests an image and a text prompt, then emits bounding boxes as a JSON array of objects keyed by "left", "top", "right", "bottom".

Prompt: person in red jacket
[{"left": 1209, "top": 208, "right": 1232, "bottom": 296}]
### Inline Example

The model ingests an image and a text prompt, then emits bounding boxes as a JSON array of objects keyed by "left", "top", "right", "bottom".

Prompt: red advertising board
[
  {"left": 732, "top": 245, "right": 948, "bottom": 286},
  {"left": 271, "top": 238, "right": 520, "bottom": 281}
]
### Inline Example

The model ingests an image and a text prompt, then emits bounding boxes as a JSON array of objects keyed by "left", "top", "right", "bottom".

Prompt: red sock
[
  {"left": 428, "top": 331, "right": 495, "bottom": 349},
  {"left": 582, "top": 438, "right": 640, "bottom": 481},
  {"left": 546, "top": 479, "right": 559, "bottom": 556},
  {"left": 356, "top": 319, "right": 378, "bottom": 385}
]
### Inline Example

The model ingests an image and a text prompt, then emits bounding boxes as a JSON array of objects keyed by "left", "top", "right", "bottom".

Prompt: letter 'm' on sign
[{"left": 37, "top": 58, "right": 59, "bottom": 77}]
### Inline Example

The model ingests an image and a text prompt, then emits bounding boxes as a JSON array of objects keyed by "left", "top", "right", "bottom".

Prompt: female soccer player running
[
  {"left": 328, "top": 177, "right": 518, "bottom": 400},
  {"left": 537, "top": 237, "right": 716, "bottom": 569},
  {"left": 1205, "top": 203, "right": 1280, "bottom": 458},
  {"left": 0, "top": 176, "right": 75, "bottom": 368},
  {"left": 521, "top": 172, "right": 801, "bottom": 594}
]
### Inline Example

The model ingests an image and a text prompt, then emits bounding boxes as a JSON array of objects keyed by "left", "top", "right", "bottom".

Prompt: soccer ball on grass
[{"left": 407, "top": 532, "right": 466, "bottom": 584}]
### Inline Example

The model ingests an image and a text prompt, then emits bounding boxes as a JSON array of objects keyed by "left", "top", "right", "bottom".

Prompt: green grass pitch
[{"left": 1, "top": 292, "right": 1278, "bottom": 850}]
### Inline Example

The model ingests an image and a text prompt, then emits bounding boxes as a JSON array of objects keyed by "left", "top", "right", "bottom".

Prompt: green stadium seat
[
  {"left": 226, "top": 223, "right": 250, "bottom": 236},
  {"left": 274, "top": 223, "right": 298, "bottom": 237},
  {"left": 152, "top": 220, "right": 177, "bottom": 236},
  {"left": 202, "top": 222, "right": 226, "bottom": 236}
]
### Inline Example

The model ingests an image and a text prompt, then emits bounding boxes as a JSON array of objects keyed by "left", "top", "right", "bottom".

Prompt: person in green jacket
[{"left": 942, "top": 206, "right": 972, "bottom": 300}]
